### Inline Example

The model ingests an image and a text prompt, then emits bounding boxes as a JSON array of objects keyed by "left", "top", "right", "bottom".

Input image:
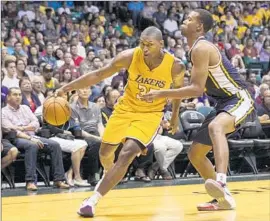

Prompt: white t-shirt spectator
[
  {"left": 163, "top": 19, "right": 178, "bottom": 33},
  {"left": 58, "top": 7, "right": 71, "bottom": 15},
  {"left": 18, "top": 10, "right": 35, "bottom": 21},
  {"left": 2, "top": 76, "right": 19, "bottom": 89}
]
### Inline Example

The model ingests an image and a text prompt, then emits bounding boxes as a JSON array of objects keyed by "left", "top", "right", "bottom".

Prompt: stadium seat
[{"left": 176, "top": 110, "right": 206, "bottom": 177}]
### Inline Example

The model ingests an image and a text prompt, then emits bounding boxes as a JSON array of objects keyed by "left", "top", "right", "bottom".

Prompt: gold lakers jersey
[{"left": 115, "top": 47, "right": 174, "bottom": 113}]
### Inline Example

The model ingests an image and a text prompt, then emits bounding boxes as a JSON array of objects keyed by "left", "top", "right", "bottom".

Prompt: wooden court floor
[{"left": 2, "top": 180, "right": 269, "bottom": 221}]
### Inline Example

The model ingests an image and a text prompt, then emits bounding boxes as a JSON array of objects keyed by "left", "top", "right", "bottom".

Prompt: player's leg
[
  {"left": 78, "top": 139, "right": 142, "bottom": 217},
  {"left": 188, "top": 142, "right": 215, "bottom": 180},
  {"left": 203, "top": 112, "right": 236, "bottom": 210},
  {"left": 99, "top": 142, "right": 119, "bottom": 172}
]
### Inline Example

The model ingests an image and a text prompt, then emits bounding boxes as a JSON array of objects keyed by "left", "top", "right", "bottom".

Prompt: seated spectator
[
  {"left": 101, "top": 89, "right": 121, "bottom": 127},
  {"left": 259, "top": 39, "right": 270, "bottom": 63},
  {"left": 257, "top": 90, "right": 270, "bottom": 120},
  {"left": 59, "top": 68, "right": 72, "bottom": 87},
  {"left": 42, "top": 64, "right": 60, "bottom": 92},
  {"left": 16, "top": 58, "right": 34, "bottom": 80},
  {"left": 54, "top": 48, "right": 65, "bottom": 68},
  {"left": 262, "top": 75, "right": 270, "bottom": 88},
  {"left": 39, "top": 43, "right": 57, "bottom": 68},
  {"left": 226, "top": 38, "right": 242, "bottom": 60},
  {"left": 112, "top": 79, "right": 124, "bottom": 94},
  {"left": 80, "top": 49, "right": 95, "bottom": 75},
  {"left": 243, "top": 38, "right": 259, "bottom": 63},
  {"left": 1, "top": 139, "right": 18, "bottom": 169},
  {"left": 1, "top": 69, "right": 9, "bottom": 106},
  {"left": 2, "top": 60, "right": 19, "bottom": 89},
  {"left": 70, "top": 44, "right": 84, "bottom": 67},
  {"left": 35, "top": 95, "right": 90, "bottom": 187},
  {"left": 122, "top": 19, "right": 134, "bottom": 38},
  {"left": 246, "top": 70, "right": 260, "bottom": 99},
  {"left": 13, "top": 42, "right": 28, "bottom": 58},
  {"left": 31, "top": 76, "right": 45, "bottom": 103},
  {"left": 163, "top": 12, "right": 178, "bottom": 36},
  {"left": 256, "top": 83, "right": 269, "bottom": 106},
  {"left": 2, "top": 87, "right": 69, "bottom": 190},
  {"left": 231, "top": 55, "right": 246, "bottom": 74},
  {"left": 57, "top": 2, "right": 71, "bottom": 15},
  {"left": 56, "top": 52, "right": 79, "bottom": 81},
  {"left": 101, "top": 85, "right": 113, "bottom": 97},
  {"left": 20, "top": 77, "right": 41, "bottom": 113},
  {"left": 27, "top": 46, "right": 40, "bottom": 67},
  {"left": 71, "top": 88, "right": 104, "bottom": 185},
  {"left": 153, "top": 3, "right": 167, "bottom": 29},
  {"left": 255, "top": 33, "right": 266, "bottom": 53},
  {"left": 150, "top": 126, "right": 183, "bottom": 180},
  {"left": 94, "top": 95, "right": 106, "bottom": 109}
]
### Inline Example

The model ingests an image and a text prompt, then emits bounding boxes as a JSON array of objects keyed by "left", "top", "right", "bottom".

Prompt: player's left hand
[{"left": 142, "top": 90, "right": 162, "bottom": 102}]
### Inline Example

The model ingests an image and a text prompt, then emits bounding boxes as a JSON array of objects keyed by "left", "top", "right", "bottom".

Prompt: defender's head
[
  {"left": 139, "top": 26, "right": 164, "bottom": 58},
  {"left": 181, "top": 9, "right": 213, "bottom": 37}
]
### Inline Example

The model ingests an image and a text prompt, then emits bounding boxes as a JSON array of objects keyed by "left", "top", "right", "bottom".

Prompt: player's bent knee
[{"left": 208, "top": 120, "right": 224, "bottom": 136}]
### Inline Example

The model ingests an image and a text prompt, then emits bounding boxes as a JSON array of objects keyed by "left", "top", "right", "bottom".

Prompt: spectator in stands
[
  {"left": 80, "top": 49, "right": 95, "bottom": 75},
  {"left": 226, "top": 38, "right": 242, "bottom": 60},
  {"left": 56, "top": 52, "right": 79, "bottom": 81},
  {"left": 20, "top": 77, "right": 41, "bottom": 113},
  {"left": 39, "top": 43, "right": 57, "bottom": 68},
  {"left": 16, "top": 59, "right": 34, "bottom": 79},
  {"left": 13, "top": 42, "right": 27, "bottom": 58},
  {"left": 71, "top": 88, "right": 104, "bottom": 185},
  {"left": 255, "top": 33, "right": 266, "bottom": 53},
  {"left": 54, "top": 48, "right": 65, "bottom": 68},
  {"left": 94, "top": 95, "right": 106, "bottom": 109},
  {"left": 262, "top": 75, "right": 270, "bottom": 87},
  {"left": 58, "top": 2, "right": 71, "bottom": 15},
  {"left": 2, "top": 60, "right": 19, "bottom": 89},
  {"left": 2, "top": 87, "right": 69, "bottom": 190},
  {"left": 112, "top": 80, "right": 124, "bottom": 94},
  {"left": 163, "top": 12, "right": 178, "bottom": 36},
  {"left": 150, "top": 126, "right": 183, "bottom": 180},
  {"left": 256, "top": 83, "right": 269, "bottom": 106},
  {"left": 101, "top": 89, "right": 121, "bottom": 127},
  {"left": 70, "top": 44, "right": 84, "bottom": 67},
  {"left": 41, "top": 64, "right": 60, "bottom": 92},
  {"left": 257, "top": 90, "right": 270, "bottom": 121},
  {"left": 153, "top": 3, "right": 167, "bottom": 29},
  {"left": 1, "top": 70, "right": 9, "bottom": 106},
  {"left": 59, "top": 68, "right": 72, "bottom": 87},
  {"left": 259, "top": 39, "right": 270, "bottom": 62},
  {"left": 31, "top": 76, "right": 45, "bottom": 103},
  {"left": 243, "top": 38, "right": 259, "bottom": 60},
  {"left": 231, "top": 55, "right": 246, "bottom": 74},
  {"left": 122, "top": 19, "right": 135, "bottom": 38},
  {"left": 27, "top": 46, "right": 40, "bottom": 66},
  {"left": 246, "top": 70, "right": 260, "bottom": 99}
]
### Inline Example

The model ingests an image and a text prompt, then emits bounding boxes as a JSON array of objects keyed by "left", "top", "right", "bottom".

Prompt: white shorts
[{"left": 49, "top": 137, "right": 87, "bottom": 153}]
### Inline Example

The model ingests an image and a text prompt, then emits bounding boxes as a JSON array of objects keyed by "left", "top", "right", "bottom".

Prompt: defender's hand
[{"left": 142, "top": 90, "right": 162, "bottom": 102}]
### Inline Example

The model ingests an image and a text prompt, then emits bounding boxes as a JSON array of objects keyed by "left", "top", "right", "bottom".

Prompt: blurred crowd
[{"left": 1, "top": 1, "right": 270, "bottom": 190}]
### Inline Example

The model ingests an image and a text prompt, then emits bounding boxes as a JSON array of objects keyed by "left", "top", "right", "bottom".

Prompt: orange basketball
[{"left": 43, "top": 97, "right": 71, "bottom": 126}]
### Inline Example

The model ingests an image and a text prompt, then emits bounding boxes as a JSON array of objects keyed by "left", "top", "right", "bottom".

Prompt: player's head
[
  {"left": 181, "top": 9, "right": 213, "bottom": 37},
  {"left": 139, "top": 26, "right": 164, "bottom": 58}
]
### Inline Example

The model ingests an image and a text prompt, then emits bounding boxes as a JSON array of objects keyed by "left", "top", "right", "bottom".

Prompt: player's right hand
[{"left": 54, "top": 88, "right": 65, "bottom": 97}]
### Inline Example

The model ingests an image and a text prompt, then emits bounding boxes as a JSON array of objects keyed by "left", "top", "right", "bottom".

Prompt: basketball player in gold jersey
[
  {"left": 144, "top": 9, "right": 255, "bottom": 211},
  {"left": 56, "top": 26, "right": 185, "bottom": 217}
]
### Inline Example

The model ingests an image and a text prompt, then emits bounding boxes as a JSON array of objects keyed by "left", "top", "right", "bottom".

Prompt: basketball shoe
[
  {"left": 197, "top": 179, "right": 236, "bottom": 211},
  {"left": 77, "top": 197, "right": 97, "bottom": 217}
]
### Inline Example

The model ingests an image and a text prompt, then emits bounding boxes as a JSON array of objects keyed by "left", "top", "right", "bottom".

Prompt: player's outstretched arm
[
  {"left": 57, "top": 49, "right": 134, "bottom": 94},
  {"left": 170, "top": 60, "right": 185, "bottom": 134},
  {"left": 143, "top": 44, "right": 209, "bottom": 101}
]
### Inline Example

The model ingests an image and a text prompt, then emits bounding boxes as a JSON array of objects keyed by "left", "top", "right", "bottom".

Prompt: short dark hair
[
  {"left": 194, "top": 9, "right": 213, "bottom": 33},
  {"left": 8, "top": 87, "right": 21, "bottom": 96},
  {"left": 19, "top": 76, "right": 31, "bottom": 87},
  {"left": 4, "top": 60, "right": 16, "bottom": 68},
  {"left": 91, "top": 56, "right": 100, "bottom": 62},
  {"left": 141, "top": 26, "right": 163, "bottom": 41}
]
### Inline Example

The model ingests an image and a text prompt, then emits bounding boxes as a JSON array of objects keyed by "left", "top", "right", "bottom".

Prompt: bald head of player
[
  {"left": 180, "top": 9, "right": 213, "bottom": 38},
  {"left": 139, "top": 26, "right": 164, "bottom": 58}
]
